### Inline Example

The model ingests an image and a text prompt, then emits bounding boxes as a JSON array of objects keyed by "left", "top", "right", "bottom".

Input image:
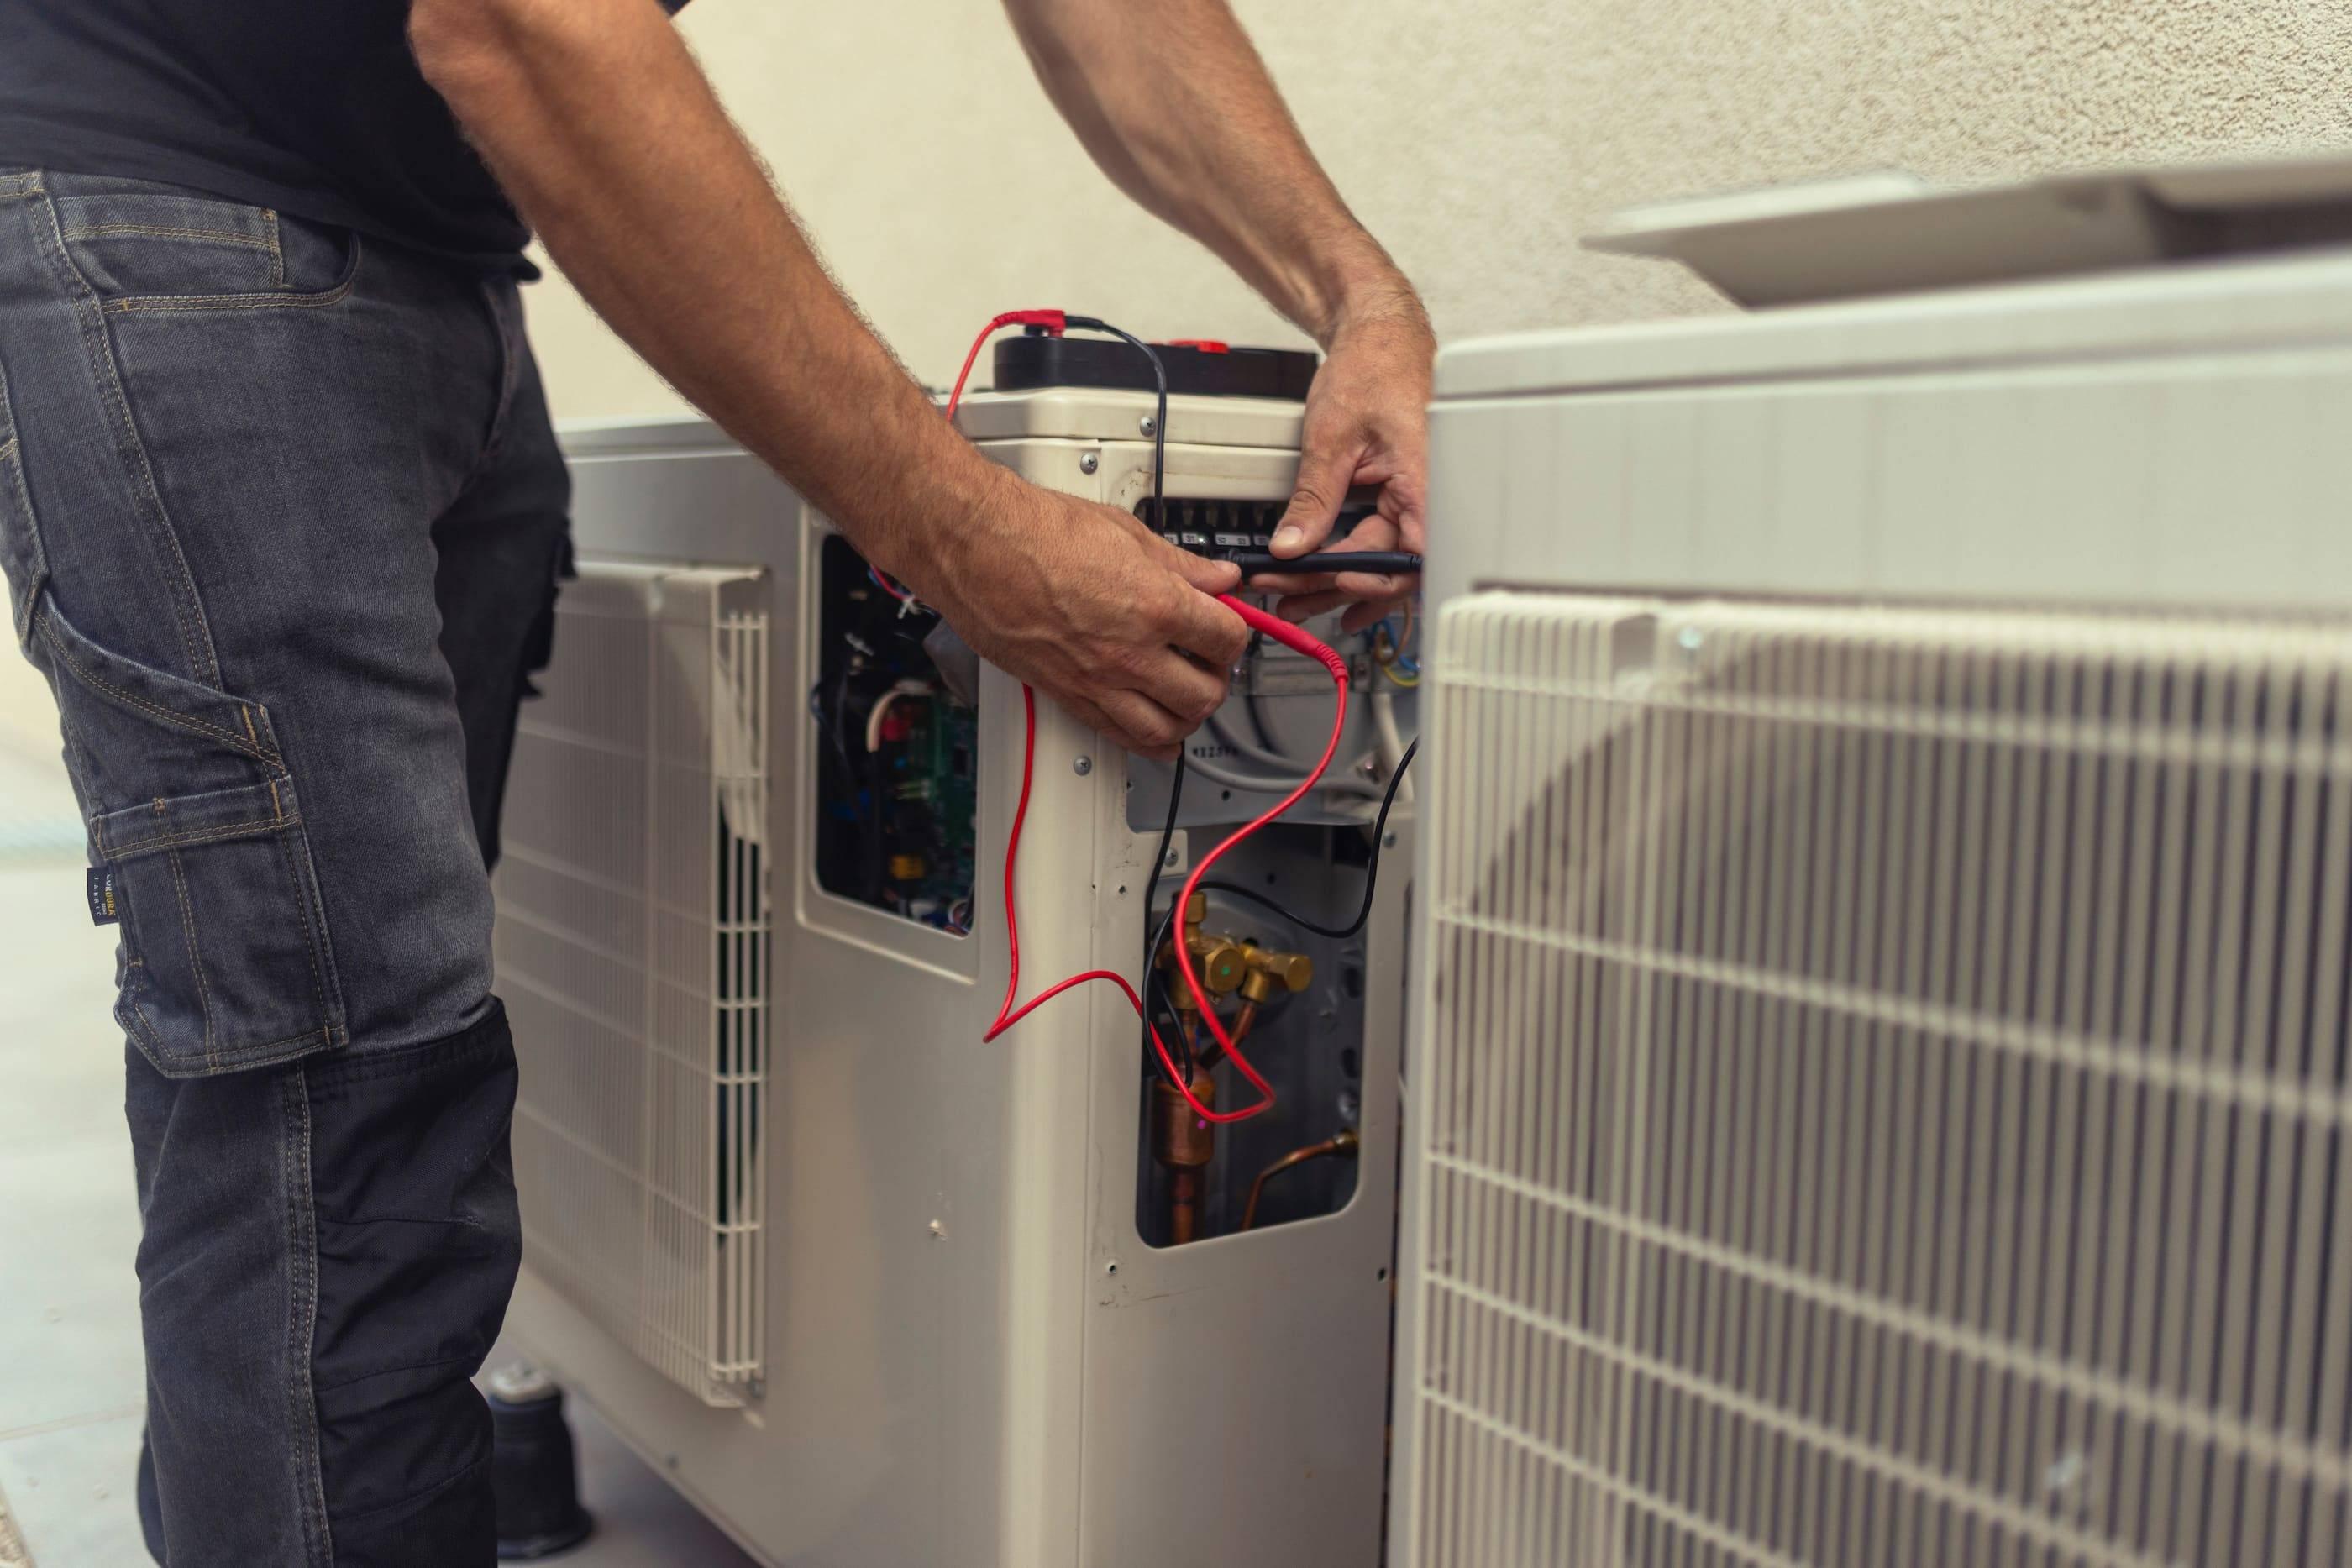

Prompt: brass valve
[
  {"left": 1158, "top": 894, "right": 1249, "bottom": 996},
  {"left": 1193, "top": 937, "right": 1250, "bottom": 995},
  {"left": 1238, "top": 945, "right": 1314, "bottom": 1005}
]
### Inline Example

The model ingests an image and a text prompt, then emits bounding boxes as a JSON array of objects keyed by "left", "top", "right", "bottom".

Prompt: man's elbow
[{"left": 407, "top": 0, "right": 533, "bottom": 100}]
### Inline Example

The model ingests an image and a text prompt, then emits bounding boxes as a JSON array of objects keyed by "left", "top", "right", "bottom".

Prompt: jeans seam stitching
[
  {"left": 282, "top": 1066, "right": 335, "bottom": 1567},
  {"left": 241, "top": 1024, "right": 340, "bottom": 1055},
  {"left": 100, "top": 814, "right": 297, "bottom": 858},
  {"left": 130, "top": 1025, "right": 335, "bottom": 1077},
  {"left": 29, "top": 186, "right": 219, "bottom": 684},
  {"left": 57, "top": 223, "right": 276, "bottom": 249},
  {"left": 164, "top": 842, "right": 218, "bottom": 1071},
  {"left": 37, "top": 611, "right": 277, "bottom": 763},
  {"left": 265, "top": 209, "right": 286, "bottom": 287},
  {"left": 120, "top": 990, "right": 166, "bottom": 1058},
  {"left": 103, "top": 288, "right": 354, "bottom": 315},
  {"left": 276, "top": 803, "right": 335, "bottom": 1036},
  {"left": 101, "top": 250, "right": 360, "bottom": 316}
]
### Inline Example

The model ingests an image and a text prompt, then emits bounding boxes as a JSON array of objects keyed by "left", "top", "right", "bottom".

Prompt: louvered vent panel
[
  {"left": 493, "top": 560, "right": 770, "bottom": 1405},
  {"left": 1407, "top": 590, "right": 2352, "bottom": 1567}
]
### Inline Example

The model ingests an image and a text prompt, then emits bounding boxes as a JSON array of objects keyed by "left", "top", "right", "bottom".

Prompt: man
[{"left": 0, "top": 0, "right": 1430, "bottom": 1560}]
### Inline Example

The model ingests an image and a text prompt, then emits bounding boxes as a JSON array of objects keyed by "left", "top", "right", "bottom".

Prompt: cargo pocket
[{"left": 34, "top": 592, "right": 344, "bottom": 1076}]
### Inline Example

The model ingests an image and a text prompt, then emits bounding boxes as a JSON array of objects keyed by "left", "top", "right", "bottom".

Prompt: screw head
[
  {"left": 1138, "top": 414, "right": 1158, "bottom": 438},
  {"left": 1383, "top": 831, "right": 1399, "bottom": 849},
  {"left": 1079, "top": 451, "right": 1100, "bottom": 475},
  {"left": 1073, "top": 755, "right": 1094, "bottom": 776}
]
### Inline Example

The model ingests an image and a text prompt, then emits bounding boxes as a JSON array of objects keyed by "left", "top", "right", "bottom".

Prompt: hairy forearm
[
  {"left": 1003, "top": 0, "right": 1422, "bottom": 345},
  {"left": 410, "top": 0, "right": 1005, "bottom": 587}
]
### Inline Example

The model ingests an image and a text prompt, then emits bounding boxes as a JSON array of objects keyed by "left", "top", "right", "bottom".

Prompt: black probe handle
[{"left": 1231, "top": 550, "right": 1423, "bottom": 579}]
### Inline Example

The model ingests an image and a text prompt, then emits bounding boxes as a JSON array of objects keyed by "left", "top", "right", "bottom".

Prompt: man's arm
[
  {"left": 1002, "top": 0, "right": 1435, "bottom": 631},
  {"left": 408, "top": 0, "right": 1248, "bottom": 758}
]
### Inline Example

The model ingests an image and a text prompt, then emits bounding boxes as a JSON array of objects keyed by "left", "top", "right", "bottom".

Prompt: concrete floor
[{"left": 0, "top": 659, "right": 754, "bottom": 1567}]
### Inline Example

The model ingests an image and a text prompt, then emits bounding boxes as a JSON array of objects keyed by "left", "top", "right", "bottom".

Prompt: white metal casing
[
  {"left": 1422, "top": 248, "right": 2352, "bottom": 623},
  {"left": 1397, "top": 209, "right": 2352, "bottom": 1565},
  {"left": 500, "top": 388, "right": 1406, "bottom": 1568}
]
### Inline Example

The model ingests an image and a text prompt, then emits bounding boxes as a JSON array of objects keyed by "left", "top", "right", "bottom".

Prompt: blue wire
[{"left": 1373, "top": 616, "right": 1421, "bottom": 677}]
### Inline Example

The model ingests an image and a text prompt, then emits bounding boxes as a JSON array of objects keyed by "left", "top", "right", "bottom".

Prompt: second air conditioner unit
[{"left": 1394, "top": 156, "right": 2352, "bottom": 1568}]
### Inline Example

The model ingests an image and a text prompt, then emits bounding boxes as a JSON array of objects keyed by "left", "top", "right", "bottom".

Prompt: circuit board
[{"left": 811, "top": 536, "right": 977, "bottom": 932}]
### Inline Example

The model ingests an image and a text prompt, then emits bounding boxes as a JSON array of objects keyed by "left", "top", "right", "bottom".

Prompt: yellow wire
[{"left": 1378, "top": 660, "right": 1420, "bottom": 689}]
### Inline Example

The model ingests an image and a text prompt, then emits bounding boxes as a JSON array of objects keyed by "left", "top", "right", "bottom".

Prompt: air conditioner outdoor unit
[
  {"left": 1393, "top": 157, "right": 2352, "bottom": 1567},
  {"left": 494, "top": 361, "right": 1418, "bottom": 1565}
]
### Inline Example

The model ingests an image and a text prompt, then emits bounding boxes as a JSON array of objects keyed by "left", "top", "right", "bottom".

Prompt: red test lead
[
  {"left": 871, "top": 310, "right": 1072, "bottom": 604},
  {"left": 983, "top": 596, "right": 1350, "bottom": 1127}
]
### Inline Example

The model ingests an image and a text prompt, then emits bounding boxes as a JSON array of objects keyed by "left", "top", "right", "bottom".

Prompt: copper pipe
[
  {"left": 1195, "top": 999, "right": 1255, "bottom": 1072},
  {"left": 1151, "top": 1067, "right": 1217, "bottom": 1244},
  {"left": 1240, "top": 1128, "right": 1361, "bottom": 1231},
  {"left": 1170, "top": 1171, "right": 1200, "bottom": 1245}
]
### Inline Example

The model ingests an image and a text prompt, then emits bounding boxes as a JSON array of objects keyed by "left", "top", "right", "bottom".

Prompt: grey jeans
[{"left": 0, "top": 169, "right": 569, "bottom": 1565}]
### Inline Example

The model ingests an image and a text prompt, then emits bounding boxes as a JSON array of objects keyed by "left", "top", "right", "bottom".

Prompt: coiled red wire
[
  {"left": 935, "top": 308, "right": 1348, "bottom": 1125},
  {"left": 982, "top": 600, "right": 1347, "bottom": 1125}
]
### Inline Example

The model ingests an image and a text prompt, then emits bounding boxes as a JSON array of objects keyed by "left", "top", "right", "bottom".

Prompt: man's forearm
[
  {"left": 1005, "top": 0, "right": 1431, "bottom": 609},
  {"left": 1002, "top": 0, "right": 1423, "bottom": 346},
  {"left": 410, "top": 0, "right": 1003, "bottom": 591}
]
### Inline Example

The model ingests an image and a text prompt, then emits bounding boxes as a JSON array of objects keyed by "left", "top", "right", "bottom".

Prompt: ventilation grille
[
  {"left": 494, "top": 560, "right": 770, "bottom": 1405},
  {"left": 1408, "top": 591, "right": 2352, "bottom": 1566}
]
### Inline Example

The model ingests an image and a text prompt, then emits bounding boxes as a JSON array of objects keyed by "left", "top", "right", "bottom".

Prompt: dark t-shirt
[{"left": 0, "top": 1, "right": 684, "bottom": 270}]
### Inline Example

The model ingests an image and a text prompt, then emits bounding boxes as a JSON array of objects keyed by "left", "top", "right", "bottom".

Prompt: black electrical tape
[{"left": 1231, "top": 550, "right": 1423, "bottom": 579}]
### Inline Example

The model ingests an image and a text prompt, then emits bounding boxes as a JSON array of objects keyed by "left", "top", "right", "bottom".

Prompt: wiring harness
[{"left": 912, "top": 309, "right": 1404, "bottom": 1125}]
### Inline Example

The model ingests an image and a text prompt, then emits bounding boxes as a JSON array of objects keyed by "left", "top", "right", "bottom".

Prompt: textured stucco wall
[{"left": 526, "top": 0, "right": 2352, "bottom": 421}]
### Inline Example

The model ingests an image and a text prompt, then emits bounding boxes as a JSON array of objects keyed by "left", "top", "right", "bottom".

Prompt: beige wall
[{"left": 528, "top": 0, "right": 2352, "bottom": 422}]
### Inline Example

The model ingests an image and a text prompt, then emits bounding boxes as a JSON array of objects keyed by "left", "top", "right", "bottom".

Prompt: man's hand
[
  {"left": 1252, "top": 299, "right": 1435, "bottom": 631},
  {"left": 916, "top": 471, "right": 1251, "bottom": 760},
  {"left": 1003, "top": 0, "right": 1434, "bottom": 633}
]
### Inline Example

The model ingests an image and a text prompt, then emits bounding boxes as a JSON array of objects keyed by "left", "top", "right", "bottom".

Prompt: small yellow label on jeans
[{"left": 87, "top": 864, "right": 119, "bottom": 926}]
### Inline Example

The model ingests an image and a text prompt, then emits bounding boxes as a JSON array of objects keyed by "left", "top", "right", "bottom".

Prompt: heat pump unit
[
  {"left": 1393, "top": 157, "right": 2352, "bottom": 1567},
  {"left": 494, "top": 359, "right": 1417, "bottom": 1565}
]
